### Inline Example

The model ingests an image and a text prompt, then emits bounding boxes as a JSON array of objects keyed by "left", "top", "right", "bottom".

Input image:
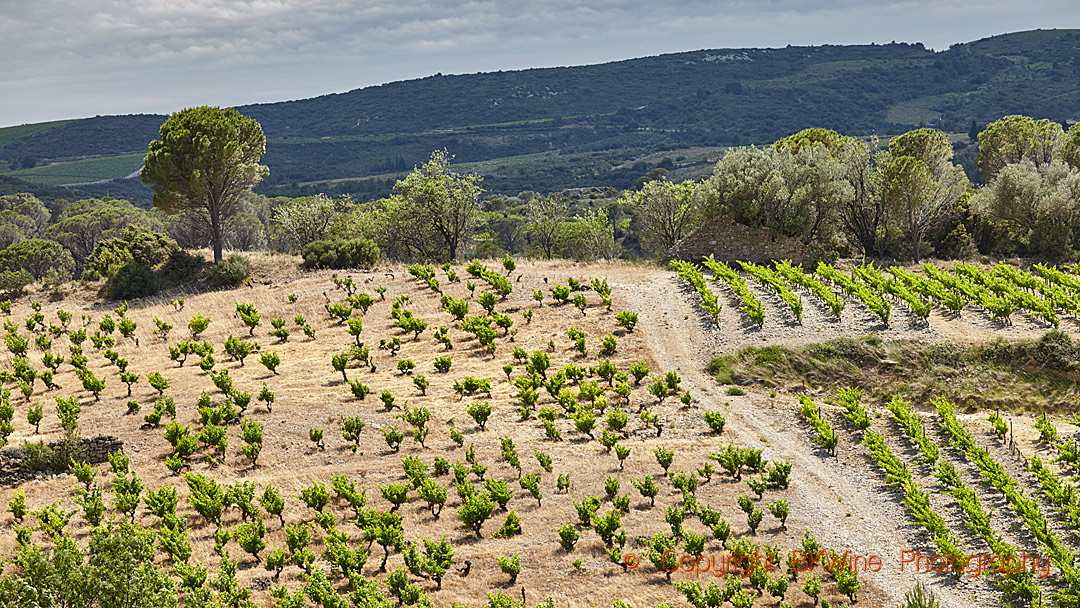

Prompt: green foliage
[
  {"left": 493, "top": 511, "right": 521, "bottom": 538},
  {"left": 900, "top": 582, "right": 942, "bottom": 608},
  {"left": 301, "top": 237, "right": 380, "bottom": 269},
  {"left": 2, "top": 520, "right": 178, "bottom": 607},
  {"left": 300, "top": 482, "right": 331, "bottom": 512},
  {"left": 160, "top": 248, "right": 206, "bottom": 284},
  {"left": 86, "top": 224, "right": 176, "bottom": 280},
  {"left": 309, "top": 427, "right": 324, "bottom": 449},
  {"left": 457, "top": 491, "right": 494, "bottom": 537},
  {"left": 497, "top": 553, "right": 521, "bottom": 583},
  {"left": 467, "top": 400, "right": 492, "bottom": 431},
  {"left": 210, "top": 254, "right": 250, "bottom": 287},
  {"left": 341, "top": 415, "right": 366, "bottom": 452},
  {"left": 632, "top": 475, "right": 658, "bottom": 506},
  {"left": 434, "top": 354, "right": 451, "bottom": 373},
  {"left": 188, "top": 314, "right": 210, "bottom": 338},
  {"left": 260, "top": 351, "right": 281, "bottom": 374},
  {"left": 0, "top": 270, "right": 32, "bottom": 297},
  {"left": 8, "top": 489, "right": 26, "bottom": 520},
  {"left": 0, "top": 238, "right": 75, "bottom": 280}
]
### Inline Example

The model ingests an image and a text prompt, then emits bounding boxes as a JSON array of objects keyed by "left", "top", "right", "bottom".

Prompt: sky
[{"left": 2, "top": 0, "right": 1078, "bottom": 128}]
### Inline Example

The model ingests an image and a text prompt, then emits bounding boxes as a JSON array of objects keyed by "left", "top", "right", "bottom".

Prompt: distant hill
[{"left": 1, "top": 29, "right": 1078, "bottom": 201}]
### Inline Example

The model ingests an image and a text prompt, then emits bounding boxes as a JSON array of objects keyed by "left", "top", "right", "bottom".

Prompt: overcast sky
[{"left": 2, "top": 0, "right": 1077, "bottom": 128}]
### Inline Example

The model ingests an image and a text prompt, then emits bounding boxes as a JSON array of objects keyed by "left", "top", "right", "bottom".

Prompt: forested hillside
[{"left": 1, "top": 29, "right": 1078, "bottom": 201}]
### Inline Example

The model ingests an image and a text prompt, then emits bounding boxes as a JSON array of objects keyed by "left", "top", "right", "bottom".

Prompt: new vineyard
[
  {"left": 775, "top": 260, "right": 844, "bottom": 318},
  {"left": 671, "top": 260, "right": 721, "bottom": 325},
  {"left": 816, "top": 262, "right": 890, "bottom": 325},
  {"left": 737, "top": 260, "right": 803, "bottom": 323},
  {"left": 700, "top": 256, "right": 764, "bottom": 326}
]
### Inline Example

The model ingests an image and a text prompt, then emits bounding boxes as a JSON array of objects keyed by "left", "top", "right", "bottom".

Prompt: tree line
[{"left": 0, "top": 108, "right": 1076, "bottom": 302}]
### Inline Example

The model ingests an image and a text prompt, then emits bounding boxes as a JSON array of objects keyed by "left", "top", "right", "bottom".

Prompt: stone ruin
[{"left": 666, "top": 217, "right": 809, "bottom": 265}]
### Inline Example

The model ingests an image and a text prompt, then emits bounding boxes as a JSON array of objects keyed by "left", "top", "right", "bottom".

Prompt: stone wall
[
  {"left": 0, "top": 434, "right": 124, "bottom": 486},
  {"left": 66, "top": 434, "right": 125, "bottom": 463},
  {"left": 666, "top": 217, "right": 809, "bottom": 264}
]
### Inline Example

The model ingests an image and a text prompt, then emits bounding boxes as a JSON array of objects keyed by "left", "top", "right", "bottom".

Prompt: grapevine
[{"left": 700, "top": 256, "right": 763, "bottom": 326}]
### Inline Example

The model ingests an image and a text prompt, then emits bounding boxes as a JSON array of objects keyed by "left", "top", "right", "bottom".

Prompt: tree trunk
[{"left": 210, "top": 198, "right": 224, "bottom": 262}]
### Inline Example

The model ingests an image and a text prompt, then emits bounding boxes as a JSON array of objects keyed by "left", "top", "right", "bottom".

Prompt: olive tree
[
  {"left": 621, "top": 179, "right": 701, "bottom": 256},
  {"left": 392, "top": 150, "right": 483, "bottom": 261},
  {"left": 704, "top": 143, "right": 849, "bottom": 248},
  {"left": 1057, "top": 123, "right": 1080, "bottom": 170},
  {"left": 971, "top": 160, "right": 1080, "bottom": 255},
  {"left": 142, "top": 106, "right": 269, "bottom": 262},
  {"left": 0, "top": 194, "right": 49, "bottom": 249},
  {"left": 273, "top": 194, "right": 353, "bottom": 250},
  {"left": 773, "top": 127, "right": 852, "bottom": 157},
  {"left": 0, "top": 521, "right": 177, "bottom": 608},
  {"left": 838, "top": 139, "right": 888, "bottom": 256},
  {"left": 46, "top": 198, "right": 156, "bottom": 268},
  {"left": 525, "top": 194, "right": 569, "bottom": 259},
  {"left": 558, "top": 210, "right": 620, "bottom": 260},
  {"left": 0, "top": 239, "right": 75, "bottom": 280}
]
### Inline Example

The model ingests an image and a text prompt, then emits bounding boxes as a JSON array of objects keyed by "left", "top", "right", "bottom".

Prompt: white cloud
[{"left": 1, "top": 0, "right": 1078, "bottom": 126}]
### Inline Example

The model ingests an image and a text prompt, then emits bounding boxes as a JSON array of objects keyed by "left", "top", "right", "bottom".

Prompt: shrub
[
  {"left": 84, "top": 225, "right": 176, "bottom": 279},
  {"left": 188, "top": 314, "right": 210, "bottom": 338},
  {"left": 1035, "top": 330, "right": 1077, "bottom": 370},
  {"left": 102, "top": 260, "right": 157, "bottom": 300},
  {"left": 160, "top": 248, "right": 206, "bottom": 284},
  {"left": 211, "top": 254, "right": 250, "bottom": 287},
  {"left": 0, "top": 270, "right": 33, "bottom": 297},
  {"left": 467, "top": 401, "right": 492, "bottom": 431},
  {"left": 901, "top": 582, "right": 941, "bottom": 608},
  {"left": 260, "top": 351, "right": 281, "bottom": 374},
  {"left": 301, "top": 238, "right": 379, "bottom": 269},
  {"left": 704, "top": 410, "right": 726, "bottom": 433},
  {"left": 309, "top": 427, "right": 324, "bottom": 449},
  {"left": 654, "top": 445, "right": 674, "bottom": 472},
  {"left": 457, "top": 491, "right": 494, "bottom": 537},
  {"left": 494, "top": 511, "right": 521, "bottom": 538},
  {"left": 341, "top": 415, "right": 365, "bottom": 452},
  {"left": 300, "top": 482, "right": 330, "bottom": 512},
  {"left": 8, "top": 489, "right": 25, "bottom": 521},
  {"left": 147, "top": 372, "right": 169, "bottom": 395},
  {"left": 632, "top": 476, "right": 658, "bottom": 506},
  {"left": 558, "top": 523, "right": 578, "bottom": 551}
]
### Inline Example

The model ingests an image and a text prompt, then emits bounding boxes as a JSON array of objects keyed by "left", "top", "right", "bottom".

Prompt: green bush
[
  {"left": 84, "top": 225, "right": 177, "bottom": 279},
  {"left": 211, "top": 254, "right": 251, "bottom": 287},
  {"left": 0, "top": 270, "right": 33, "bottom": 297},
  {"left": 301, "top": 238, "right": 379, "bottom": 269},
  {"left": 106, "top": 262, "right": 158, "bottom": 300},
  {"left": 160, "top": 248, "right": 206, "bottom": 284},
  {"left": 0, "top": 239, "right": 75, "bottom": 280},
  {"left": 20, "top": 436, "right": 84, "bottom": 472}
]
